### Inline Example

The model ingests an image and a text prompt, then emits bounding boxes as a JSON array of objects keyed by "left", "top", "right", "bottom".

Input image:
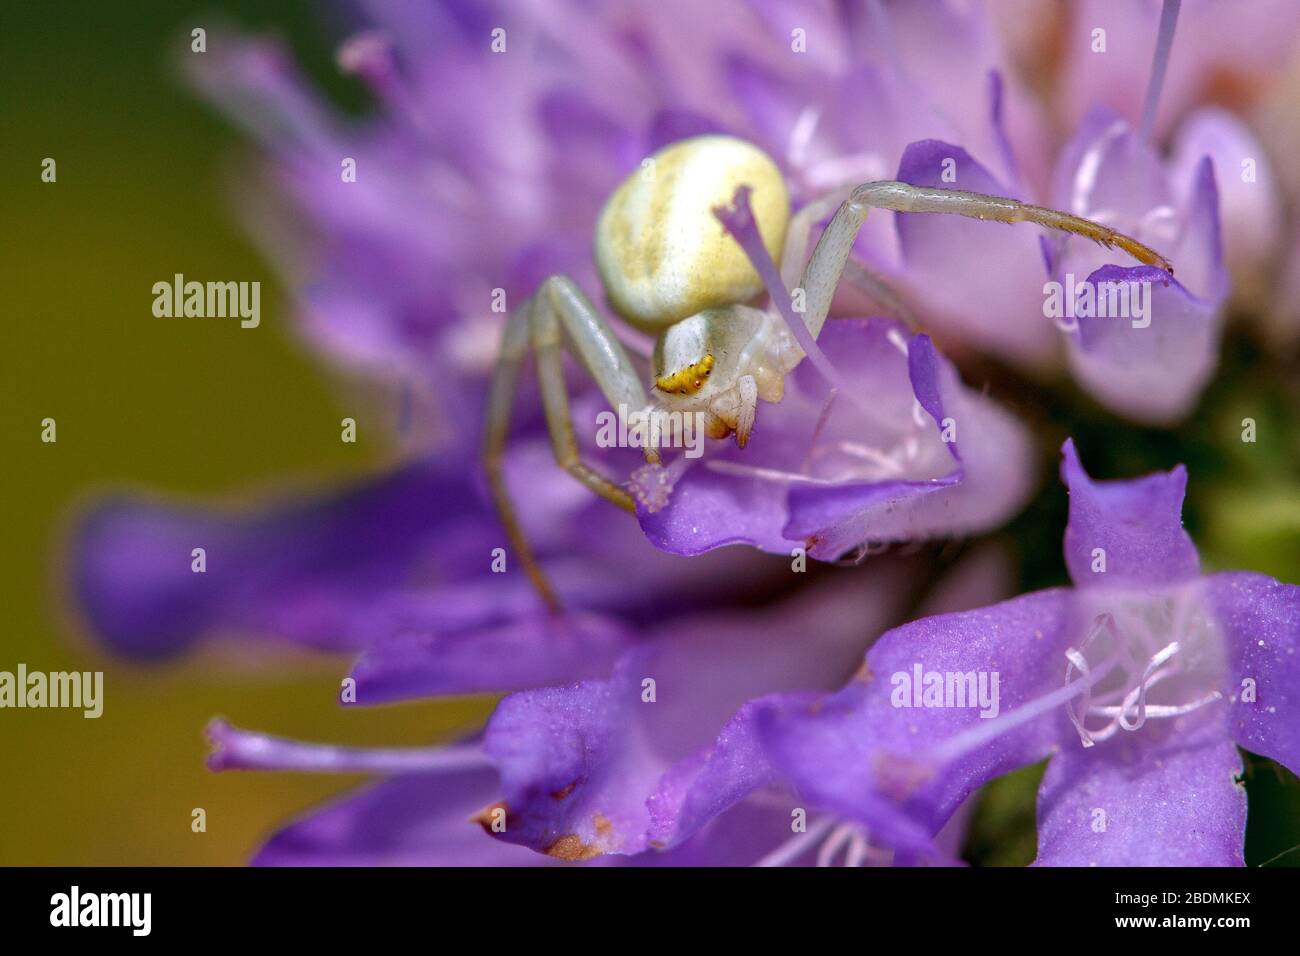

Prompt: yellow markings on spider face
[
  {"left": 655, "top": 353, "right": 715, "bottom": 396},
  {"left": 594, "top": 135, "right": 790, "bottom": 333}
]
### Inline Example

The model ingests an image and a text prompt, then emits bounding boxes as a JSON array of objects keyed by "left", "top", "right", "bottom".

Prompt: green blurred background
[
  {"left": 0, "top": 0, "right": 490, "bottom": 865},
  {"left": 1, "top": 1, "right": 1296, "bottom": 866}
]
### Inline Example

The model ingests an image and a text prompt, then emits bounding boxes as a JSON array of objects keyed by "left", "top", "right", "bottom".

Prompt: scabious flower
[
  {"left": 755, "top": 441, "right": 1298, "bottom": 865},
  {"left": 64, "top": 0, "right": 1299, "bottom": 867},
  {"left": 78, "top": 0, "right": 1045, "bottom": 658}
]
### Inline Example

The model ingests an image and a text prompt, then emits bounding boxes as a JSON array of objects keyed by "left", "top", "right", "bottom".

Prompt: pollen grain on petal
[{"left": 544, "top": 834, "right": 604, "bottom": 861}]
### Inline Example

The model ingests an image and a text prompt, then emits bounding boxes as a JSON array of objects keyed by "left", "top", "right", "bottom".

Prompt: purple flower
[
  {"left": 876, "top": 104, "right": 1231, "bottom": 425},
  {"left": 61, "top": 0, "right": 1299, "bottom": 870},
  {"left": 78, "top": 0, "right": 1050, "bottom": 659},
  {"left": 1048, "top": 107, "right": 1229, "bottom": 424},
  {"left": 74, "top": 451, "right": 779, "bottom": 690},
  {"left": 635, "top": 317, "right": 1034, "bottom": 559},
  {"left": 208, "top": 545, "right": 1010, "bottom": 865},
  {"left": 756, "top": 440, "right": 1298, "bottom": 865}
]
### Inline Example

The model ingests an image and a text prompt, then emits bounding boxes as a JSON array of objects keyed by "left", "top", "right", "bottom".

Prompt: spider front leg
[
  {"left": 531, "top": 278, "right": 651, "bottom": 510},
  {"left": 793, "top": 181, "right": 1174, "bottom": 347},
  {"left": 484, "top": 298, "right": 559, "bottom": 609},
  {"left": 483, "top": 275, "right": 654, "bottom": 610},
  {"left": 780, "top": 185, "right": 917, "bottom": 329}
]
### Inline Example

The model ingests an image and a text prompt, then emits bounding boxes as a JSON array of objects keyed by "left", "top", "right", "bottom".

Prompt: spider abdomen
[{"left": 594, "top": 135, "right": 790, "bottom": 333}]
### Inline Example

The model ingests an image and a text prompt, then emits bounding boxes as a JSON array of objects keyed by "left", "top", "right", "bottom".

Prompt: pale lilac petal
[
  {"left": 1171, "top": 107, "right": 1283, "bottom": 284},
  {"left": 1053, "top": 111, "right": 1228, "bottom": 423},
  {"left": 787, "top": 334, "right": 1035, "bottom": 559},
  {"left": 1064, "top": 264, "right": 1223, "bottom": 424},
  {"left": 1055, "top": 0, "right": 1300, "bottom": 142}
]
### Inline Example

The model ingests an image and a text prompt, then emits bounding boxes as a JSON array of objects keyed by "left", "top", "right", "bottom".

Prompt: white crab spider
[{"left": 484, "top": 134, "right": 1171, "bottom": 607}]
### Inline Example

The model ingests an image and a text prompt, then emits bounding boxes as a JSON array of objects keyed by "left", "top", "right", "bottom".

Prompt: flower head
[{"left": 757, "top": 441, "right": 1298, "bottom": 865}]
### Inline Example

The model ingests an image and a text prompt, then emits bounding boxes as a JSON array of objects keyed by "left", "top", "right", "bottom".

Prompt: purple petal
[
  {"left": 1034, "top": 731, "right": 1246, "bottom": 866},
  {"left": 1211, "top": 572, "right": 1300, "bottom": 777},
  {"left": 482, "top": 567, "right": 917, "bottom": 858},
  {"left": 1060, "top": 439, "right": 1200, "bottom": 590},
  {"left": 758, "top": 588, "right": 1078, "bottom": 859},
  {"left": 252, "top": 769, "right": 553, "bottom": 867},
  {"left": 73, "top": 461, "right": 485, "bottom": 658},
  {"left": 1171, "top": 107, "right": 1280, "bottom": 284},
  {"left": 638, "top": 320, "right": 1033, "bottom": 559},
  {"left": 350, "top": 609, "right": 635, "bottom": 702},
  {"left": 1063, "top": 264, "right": 1224, "bottom": 425},
  {"left": 787, "top": 333, "right": 1035, "bottom": 559},
  {"left": 72, "top": 499, "right": 240, "bottom": 659}
]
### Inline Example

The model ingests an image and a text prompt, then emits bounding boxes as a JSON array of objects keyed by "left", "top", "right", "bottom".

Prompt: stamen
[
  {"left": 1064, "top": 597, "right": 1226, "bottom": 746},
  {"left": 1064, "top": 614, "right": 1120, "bottom": 747},
  {"left": 206, "top": 719, "right": 490, "bottom": 775},
  {"left": 752, "top": 817, "right": 890, "bottom": 867},
  {"left": 705, "top": 460, "right": 836, "bottom": 484},
  {"left": 1117, "top": 640, "right": 1180, "bottom": 731},
  {"left": 817, "top": 823, "right": 857, "bottom": 867},
  {"left": 1138, "top": 0, "right": 1182, "bottom": 143},
  {"left": 787, "top": 105, "right": 821, "bottom": 169},
  {"left": 926, "top": 649, "right": 1119, "bottom": 767},
  {"left": 752, "top": 816, "right": 837, "bottom": 867}
]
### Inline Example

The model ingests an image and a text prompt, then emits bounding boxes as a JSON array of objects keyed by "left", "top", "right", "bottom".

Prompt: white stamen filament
[
  {"left": 752, "top": 816, "right": 837, "bottom": 867},
  {"left": 1064, "top": 605, "right": 1224, "bottom": 747},
  {"left": 753, "top": 817, "right": 892, "bottom": 868},
  {"left": 927, "top": 659, "right": 1119, "bottom": 767}
]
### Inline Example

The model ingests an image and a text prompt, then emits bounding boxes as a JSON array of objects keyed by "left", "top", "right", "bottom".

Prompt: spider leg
[
  {"left": 796, "top": 180, "right": 1173, "bottom": 345},
  {"left": 781, "top": 185, "right": 920, "bottom": 332},
  {"left": 531, "top": 278, "right": 645, "bottom": 511},
  {"left": 484, "top": 275, "right": 659, "bottom": 609},
  {"left": 780, "top": 186, "right": 852, "bottom": 289},
  {"left": 483, "top": 298, "right": 561, "bottom": 612}
]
